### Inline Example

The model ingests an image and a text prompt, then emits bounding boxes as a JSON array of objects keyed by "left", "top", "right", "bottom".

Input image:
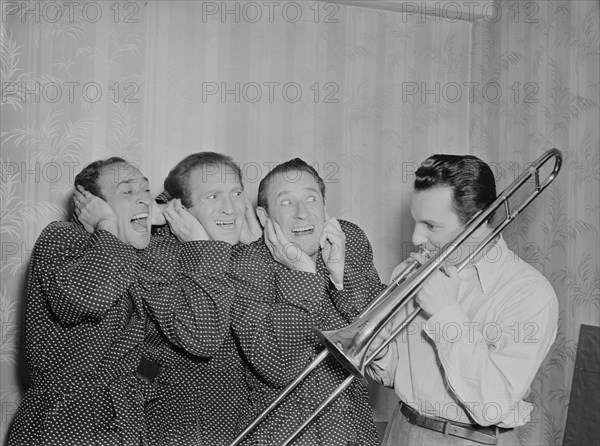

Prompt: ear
[{"left": 256, "top": 206, "right": 268, "bottom": 227}]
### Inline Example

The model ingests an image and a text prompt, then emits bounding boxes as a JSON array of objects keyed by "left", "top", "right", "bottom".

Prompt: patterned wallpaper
[
  {"left": 470, "top": 1, "right": 599, "bottom": 443},
  {"left": 1, "top": 1, "right": 598, "bottom": 444}
]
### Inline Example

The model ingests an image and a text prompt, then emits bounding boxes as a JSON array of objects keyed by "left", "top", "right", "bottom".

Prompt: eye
[
  {"left": 280, "top": 199, "right": 291, "bottom": 206},
  {"left": 123, "top": 189, "right": 133, "bottom": 195},
  {"left": 207, "top": 194, "right": 217, "bottom": 200},
  {"left": 426, "top": 223, "right": 436, "bottom": 231},
  {"left": 232, "top": 191, "right": 243, "bottom": 198},
  {"left": 307, "top": 196, "right": 317, "bottom": 203}
]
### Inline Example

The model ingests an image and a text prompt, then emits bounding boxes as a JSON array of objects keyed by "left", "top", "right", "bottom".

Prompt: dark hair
[
  {"left": 163, "top": 152, "right": 243, "bottom": 208},
  {"left": 257, "top": 158, "right": 326, "bottom": 210},
  {"left": 414, "top": 154, "right": 496, "bottom": 224},
  {"left": 74, "top": 157, "right": 128, "bottom": 200}
]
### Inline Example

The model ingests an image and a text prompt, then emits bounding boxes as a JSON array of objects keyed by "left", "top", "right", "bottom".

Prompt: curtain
[
  {"left": 470, "top": 1, "right": 600, "bottom": 444},
  {"left": 1, "top": 1, "right": 598, "bottom": 444}
]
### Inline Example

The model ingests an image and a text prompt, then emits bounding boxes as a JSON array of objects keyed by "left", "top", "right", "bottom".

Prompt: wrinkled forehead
[
  {"left": 268, "top": 170, "right": 321, "bottom": 196},
  {"left": 193, "top": 162, "right": 240, "bottom": 180},
  {"left": 99, "top": 162, "right": 147, "bottom": 191},
  {"left": 188, "top": 163, "right": 242, "bottom": 190}
]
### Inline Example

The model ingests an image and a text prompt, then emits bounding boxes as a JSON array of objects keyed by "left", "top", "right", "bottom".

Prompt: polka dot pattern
[
  {"left": 231, "top": 219, "right": 386, "bottom": 446},
  {"left": 9, "top": 221, "right": 147, "bottom": 446},
  {"left": 137, "top": 226, "right": 248, "bottom": 445}
]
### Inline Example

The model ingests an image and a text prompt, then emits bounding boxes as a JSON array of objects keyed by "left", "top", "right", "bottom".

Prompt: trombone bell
[
  {"left": 315, "top": 271, "right": 422, "bottom": 380},
  {"left": 316, "top": 322, "right": 370, "bottom": 379},
  {"left": 315, "top": 255, "right": 425, "bottom": 379}
]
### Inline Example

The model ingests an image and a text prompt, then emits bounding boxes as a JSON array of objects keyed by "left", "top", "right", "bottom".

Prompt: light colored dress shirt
[{"left": 368, "top": 235, "right": 558, "bottom": 428}]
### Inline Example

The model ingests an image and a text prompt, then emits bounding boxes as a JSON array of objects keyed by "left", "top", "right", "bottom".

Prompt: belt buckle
[{"left": 442, "top": 420, "right": 451, "bottom": 437}]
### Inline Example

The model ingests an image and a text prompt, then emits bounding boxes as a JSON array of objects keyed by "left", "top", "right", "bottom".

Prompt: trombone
[{"left": 230, "top": 148, "right": 563, "bottom": 446}]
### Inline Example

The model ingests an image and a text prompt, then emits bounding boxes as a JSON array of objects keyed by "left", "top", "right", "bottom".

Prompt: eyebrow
[
  {"left": 193, "top": 184, "right": 244, "bottom": 195},
  {"left": 275, "top": 187, "right": 321, "bottom": 199},
  {"left": 202, "top": 189, "right": 222, "bottom": 195},
  {"left": 420, "top": 218, "right": 443, "bottom": 226},
  {"left": 200, "top": 188, "right": 229, "bottom": 195},
  {"left": 117, "top": 177, "right": 149, "bottom": 186}
]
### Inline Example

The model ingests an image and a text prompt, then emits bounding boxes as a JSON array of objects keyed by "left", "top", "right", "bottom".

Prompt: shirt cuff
[{"left": 330, "top": 275, "right": 344, "bottom": 290}]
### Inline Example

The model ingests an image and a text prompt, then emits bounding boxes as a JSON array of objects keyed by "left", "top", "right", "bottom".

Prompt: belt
[{"left": 399, "top": 402, "right": 500, "bottom": 445}]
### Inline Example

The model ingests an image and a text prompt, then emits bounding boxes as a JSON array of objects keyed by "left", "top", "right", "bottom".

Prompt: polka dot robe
[
  {"left": 137, "top": 225, "right": 249, "bottom": 445},
  {"left": 9, "top": 221, "right": 147, "bottom": 446},
  {"left": 231, "top": 220, "right": 386, "bottom": 446}
]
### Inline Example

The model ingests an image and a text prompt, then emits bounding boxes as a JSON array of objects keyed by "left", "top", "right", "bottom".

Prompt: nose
[
  {"left": 138, "top": 191, "right": 152, "bottom": 206},
  {"left": 294, "top": 201, "right": 308, "bottom": 219},
  {"left": 220, "top": 195, "right": 233, "bottom": 215},
  {"left": 411, "top": 224, "right": 427, "bottom": 247}
]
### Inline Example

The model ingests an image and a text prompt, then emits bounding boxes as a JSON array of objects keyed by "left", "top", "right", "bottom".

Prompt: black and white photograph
[{"left": 1, "top": 1, "right": 599, "bottom": 445}]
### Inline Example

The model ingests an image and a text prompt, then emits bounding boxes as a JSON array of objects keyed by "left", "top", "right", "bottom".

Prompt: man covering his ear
[
  {"left": 9, "top": 158, "right": 152, "bottom": 446},
  {"left": 231, "top": 158, "right": 385, "bottom": 446}
]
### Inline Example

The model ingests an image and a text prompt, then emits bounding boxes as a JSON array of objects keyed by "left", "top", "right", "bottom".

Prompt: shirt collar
[{"left": 470, "top": 234, "right": 512, "bottom": 295}]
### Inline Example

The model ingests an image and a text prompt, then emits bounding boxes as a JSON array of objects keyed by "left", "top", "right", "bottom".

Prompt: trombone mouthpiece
[{"left": 415, "top": 244, "right": 432, "bottom": 262}]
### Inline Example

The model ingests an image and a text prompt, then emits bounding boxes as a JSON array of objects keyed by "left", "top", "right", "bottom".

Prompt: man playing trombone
[
  {"left": 231, "top": 158, "right": 384, "bottom": 445},
  {"left": 367, "top": 154, "right": 559, "bottom": 445}
]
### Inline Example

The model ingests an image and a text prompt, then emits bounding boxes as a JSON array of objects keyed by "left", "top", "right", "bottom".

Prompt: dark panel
[{"left": 563, "top": 324, "right": 600, "bottom": 446}]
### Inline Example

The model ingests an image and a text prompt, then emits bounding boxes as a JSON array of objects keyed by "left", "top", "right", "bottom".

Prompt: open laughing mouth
[
  {"left": 216, "top": 220, "right": 236, "bottom": 230},
  {"left": 291, "top": 225, "right": 314, "bottom": 236},
  {"left": 130, "top": 212, "right": 149, "bottom": 232}
]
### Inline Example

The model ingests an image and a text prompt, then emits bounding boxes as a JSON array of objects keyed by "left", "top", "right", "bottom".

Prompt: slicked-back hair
[
  {"left": 74, "top": 157, "right": 128, "bottom": 200},
  {"left": 163, "top": 152, "right": 243, "bottom": 208},
  {"left": 414, "top": 154, "right": 496, "bottom": 224},
  {"left": 257, "top": 158, "right": 326, "bottom": 210}
]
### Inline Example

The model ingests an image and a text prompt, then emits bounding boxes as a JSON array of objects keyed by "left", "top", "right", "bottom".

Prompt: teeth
[
  {"left": 131, "top": 212, "right": 149, "bottom": 221},
  {"left": 292, "top": 225, "right": 314, "bottom": 234},
  {"left": 130, "top": 213, "right": 148, "bottom": 232},
  {"left": 216, "top": 220, "right": 235, "bottom": 227}
]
